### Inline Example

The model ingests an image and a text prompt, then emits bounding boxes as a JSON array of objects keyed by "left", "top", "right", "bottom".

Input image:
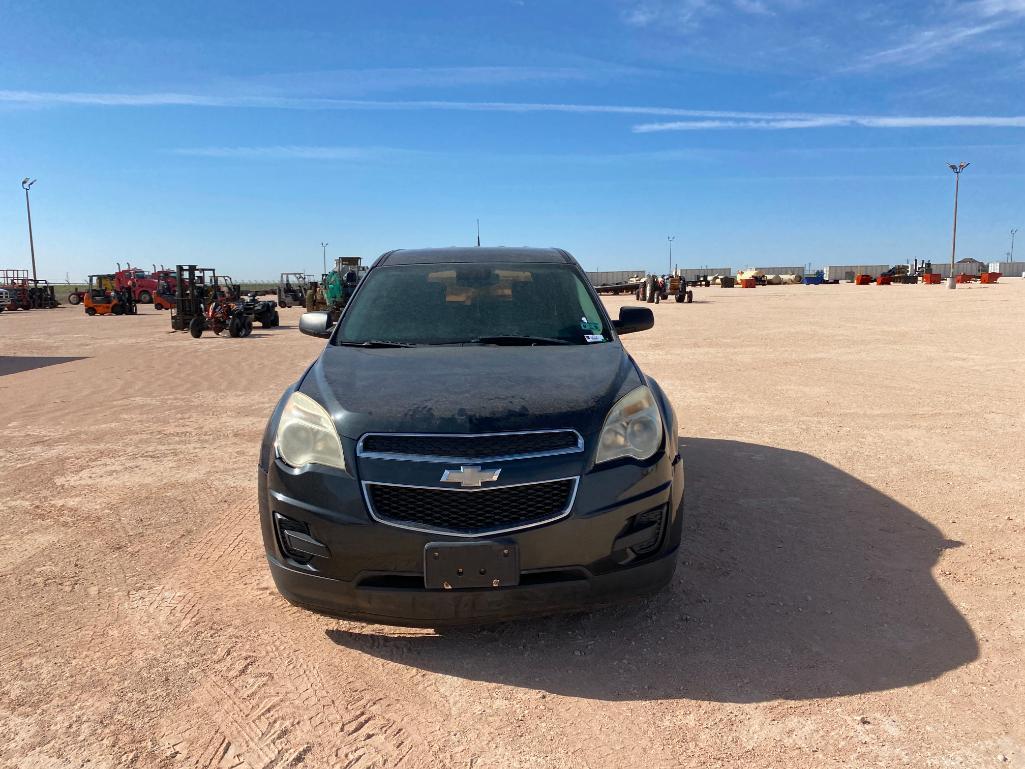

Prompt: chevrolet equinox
[{"left": 259, "top": 247, "right": 684, "bottom": 625}]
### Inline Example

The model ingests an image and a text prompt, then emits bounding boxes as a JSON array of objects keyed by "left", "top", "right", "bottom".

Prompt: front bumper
[
  {"left": 259, "top": 441, "right": 684, "bottom": 626},
  {"left": 266, "top": 546, "right": 677, "bottom": 626}
]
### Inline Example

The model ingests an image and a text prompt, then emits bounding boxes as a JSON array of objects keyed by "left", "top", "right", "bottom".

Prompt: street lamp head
[{"left": 22, "top": 178, "right": 36, "bottom": 190}]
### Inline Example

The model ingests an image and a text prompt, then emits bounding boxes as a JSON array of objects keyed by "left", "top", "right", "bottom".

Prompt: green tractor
[{"left": 322, "top": 256, "right": 364, "bottom": 321}]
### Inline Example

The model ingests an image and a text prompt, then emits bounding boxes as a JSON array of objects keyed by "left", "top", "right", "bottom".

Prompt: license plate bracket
[{"left": 424, "top": 542, "right": 520, "bottom": 589}]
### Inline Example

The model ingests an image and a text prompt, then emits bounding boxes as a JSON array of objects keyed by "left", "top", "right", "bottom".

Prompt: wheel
[
  {"left": 228, "top": 316, "right": 242, "bottom": 337},
  {"left": 278, "top": 301, "right": 287, "bottom": 308},
  {"left": 686, "top": 291, "right": 694, "bottom": 303},
  {"left": 272, "top": 311, "right": 280, "bottom": 327},
  {"left": 68, "top": 293, "right": 81, "bottom": 305},
  {"left": 189, "top": 316, "right": 204, "bottom": 338},
  {"left": 111, "top": 304, "right": 125, "bottom": 315},
  {"left": 674, "top": 292, "right": 685, "bottom": 303},
  {"left": 137, "top": 290, "right": 152, "bottom": 304},
  {"left": 241, "top": 317, "right": 254, "bottom": 337},
  {"left": 85, "top": 307, "right": 97, "bottom": 316}
]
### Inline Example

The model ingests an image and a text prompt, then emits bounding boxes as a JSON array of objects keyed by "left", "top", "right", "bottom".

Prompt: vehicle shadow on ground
[
  {"left": 327, "top": 438, "right": 978, "bottom": 702},
  {"left": 0, "top": 355, "right": 87, "bottom": 376}
]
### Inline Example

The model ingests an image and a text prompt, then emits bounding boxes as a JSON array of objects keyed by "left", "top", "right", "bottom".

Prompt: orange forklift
[{"left": 82, "top": 274, "right": 137, "bottom": 316}]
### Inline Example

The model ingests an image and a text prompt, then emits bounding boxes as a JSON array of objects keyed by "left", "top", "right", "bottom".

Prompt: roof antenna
[{"left": 476, "top": 218, "right": 480, "bottom": 247}]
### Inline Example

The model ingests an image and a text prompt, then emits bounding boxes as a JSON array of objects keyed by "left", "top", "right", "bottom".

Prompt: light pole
[
  {"left": 1010, "top": 228, "right": 1019, "bottom": 260},
  {"left": 22, "top": 178, "right": 38, "bottom": 283},
  {"left": 667, "top": 235, "right": 675, "bottom": 276},
  {"left": 946, "top": 162, "right": 969, "bottom": 289},
  {"left": 320, "top": 242, "right": 329, "bottom": 276}
]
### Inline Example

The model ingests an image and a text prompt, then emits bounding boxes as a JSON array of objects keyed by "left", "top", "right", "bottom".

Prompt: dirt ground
[{"left": 1, "top": 280, "right": 1023, "bottom": 769}]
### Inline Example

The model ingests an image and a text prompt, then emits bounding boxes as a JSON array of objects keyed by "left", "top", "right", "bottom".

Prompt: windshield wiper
[
  {"left": 469, "top": 335, "right": 575, "bottom": 346},
  {"left": 337, "top": 340, "right": 416, "bottom": 348}
]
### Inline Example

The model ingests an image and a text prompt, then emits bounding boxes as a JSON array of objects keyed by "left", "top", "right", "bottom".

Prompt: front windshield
[{"left": 336, "top": 262, "right": 611, "bottom": 346}]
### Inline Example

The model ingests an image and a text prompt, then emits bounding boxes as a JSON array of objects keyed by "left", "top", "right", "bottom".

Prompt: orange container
[
  {"left": 922, "top": 273, "right": 942, "bottom": 284},
  {"left": 980, "top": 272, "right": 1001, "bottom": 283},
  {"left": 854, "top": 274, "right": 873, "bottom": 285},
  {"left": 740, "top": 278, "right": 756, "bottom": 288},
  {"left": 876, "top": 275, "right": 892, "bottom": 285}
]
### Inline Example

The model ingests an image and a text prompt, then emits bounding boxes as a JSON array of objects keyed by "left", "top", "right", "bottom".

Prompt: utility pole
[
  {"left": 320, "top": 242, "right": 329, "bottom": 276},
  {"left": 476, "top": 219, "right": 480, "bottom": 247},
  {"left": 22, "top": 178, "right": 38, "bottom": 282},
  {"left": 946, "top": 162, "right": 969, "bottom": 289},
  {"left": 667, "top": 235, "right": 675, "bottom": 276},
  {"left": 1010, "top": 228, "right": 1019, "bottom": 260}
]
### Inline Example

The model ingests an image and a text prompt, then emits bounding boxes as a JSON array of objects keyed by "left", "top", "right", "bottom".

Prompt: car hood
[{"left": 300, "top": 342, "right": 641, "bottom": 439}]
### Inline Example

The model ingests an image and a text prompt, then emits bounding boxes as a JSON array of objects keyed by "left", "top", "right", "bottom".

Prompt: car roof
[{"left": 376, "top": 247, "right": 576, "bottom": 266}]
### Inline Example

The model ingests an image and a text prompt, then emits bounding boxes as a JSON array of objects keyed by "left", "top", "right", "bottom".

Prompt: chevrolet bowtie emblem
[{"left": 440, "top": 465, "right": 502, "bottom": 488}]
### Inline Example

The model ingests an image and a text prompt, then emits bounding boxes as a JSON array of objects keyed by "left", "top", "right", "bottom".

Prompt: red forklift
[{"left": 170, "top": 265, "right": 251, "bottom": 338}]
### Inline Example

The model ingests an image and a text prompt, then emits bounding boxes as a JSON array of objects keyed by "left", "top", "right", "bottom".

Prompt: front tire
[
  {"left": 68, "top": 293, "right": 81, "bottom": 305},
  {"left": 85, "top": 307, "right": 97, "bottom": 316},
  {"left": 189, "top": 316, "right": 204, "bottom": 338},
  {"left": 137, "top": 290, "right": 152, "bottom": 304}
]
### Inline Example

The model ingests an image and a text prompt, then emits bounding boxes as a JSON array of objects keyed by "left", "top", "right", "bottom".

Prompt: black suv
[{"left": 259, "top": 247, "right": 684, "bottom": 625}]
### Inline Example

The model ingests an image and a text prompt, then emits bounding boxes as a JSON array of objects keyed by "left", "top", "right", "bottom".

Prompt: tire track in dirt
[{"left": 124, "top": 498, "right": 442, "bottom": 768}]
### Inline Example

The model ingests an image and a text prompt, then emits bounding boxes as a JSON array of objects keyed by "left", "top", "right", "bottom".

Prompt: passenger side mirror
[
  {"left": 613, "top": 306, "right": 654, "bottom": 335},
  {"left": 299, "top": 311, "right": 334, "bottom": 338}
]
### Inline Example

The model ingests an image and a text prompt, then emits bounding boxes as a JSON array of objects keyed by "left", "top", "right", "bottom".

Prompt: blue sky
[{"left": 1, "top": 0, "right": 1023, "bottom": 280}]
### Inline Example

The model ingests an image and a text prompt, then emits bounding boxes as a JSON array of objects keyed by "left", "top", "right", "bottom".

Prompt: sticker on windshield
[
  {"left": 584, "top": 334, "right": 605, "bottom": 343},
  {"left": 580, "top": 317, "right": 602, "bottom": 334}
]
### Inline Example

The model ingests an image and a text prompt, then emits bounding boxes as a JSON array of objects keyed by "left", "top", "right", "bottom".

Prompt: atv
[
  {"left": 239, "top": 292, "right": 280, "bottom": 328},
  {"left": 189, "top": 298, "right": 253, "bottom": 338}
]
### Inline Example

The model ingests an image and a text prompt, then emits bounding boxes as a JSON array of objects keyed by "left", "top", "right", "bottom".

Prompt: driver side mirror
[
  {"left": 299, "top": 311, "right": 334, "bottom": 338},
  {"left": 612, "top": 306, "right": 654, "bottom": 335}
]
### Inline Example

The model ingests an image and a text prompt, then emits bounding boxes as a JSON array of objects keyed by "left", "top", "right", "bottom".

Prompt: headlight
[
  {"left": 274, "top": 392, "right": 346, "bottom": 471},
  {"left": 595, "top": 386, "right": 664, "bottom": 464}
]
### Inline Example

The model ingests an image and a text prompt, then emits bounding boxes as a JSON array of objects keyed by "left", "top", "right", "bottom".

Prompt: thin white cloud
[
  {"left": 3, "top": 91, "right": 1022, "bottom": 133},
  {"left": 972, "top": 0, "right": 1025, "bottom": 16},
  {"left": 634, "top": 115, "right": 1025, "bottom": 131},
  {"left": 212, "top": 64, "right": 645, "bottom": 97},
  {"left": 850, "top": 0, "right": 1025, "bottom": 71},
  {"left": 0, "top": 90, "right": 818, "bottom": 118},
  {"left": 852, "top": 21, "right": 1003, "bottom": 71}
]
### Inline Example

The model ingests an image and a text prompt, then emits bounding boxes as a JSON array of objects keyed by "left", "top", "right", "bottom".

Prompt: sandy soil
[{"left": 1, "top": 281, "right": 1022, "bottom": 769}]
